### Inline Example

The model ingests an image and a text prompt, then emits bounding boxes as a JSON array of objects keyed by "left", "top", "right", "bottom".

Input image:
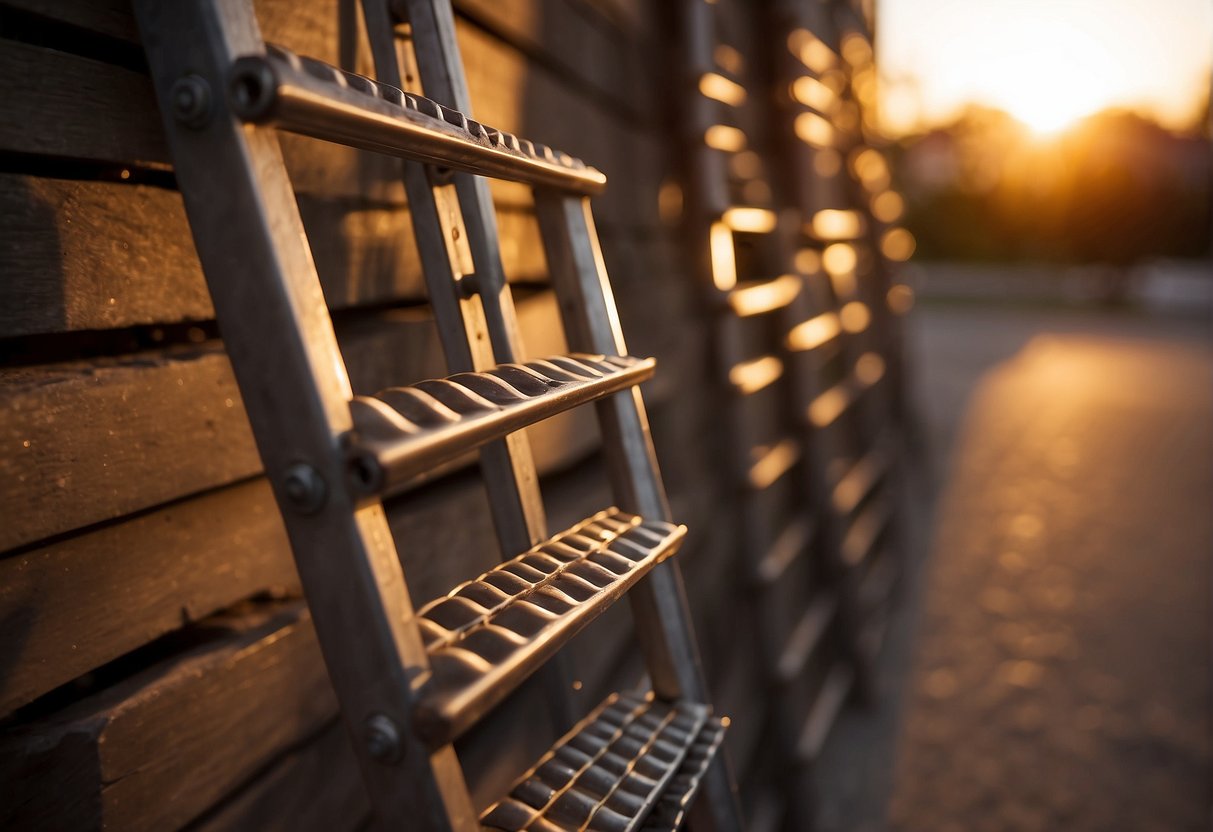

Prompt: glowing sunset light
[{"left": 879, "top": 0, "right": 1213, "bottom": 135}]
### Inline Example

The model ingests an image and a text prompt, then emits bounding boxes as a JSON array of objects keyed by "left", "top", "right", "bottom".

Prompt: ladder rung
[
  {"left": 755, "top": 516, "right": 814, "bottom": 586},
  {"left": 805, "top": 353, "right": 885, "bottom": 428},
  {"left": 726, "top": 275, "right": 802, "bottom": 317},
  {"left": 831, "top": 436, "right": 892, "bottom": 516},
  {"left": 637, "top": 717, "right": 728, "bottom": 831},
  {"left": 795, "top": 664, "right": 853, "bottom": 764},
  {"left": 841, "top": 495, "right": 893, "bottom": 570},
  {"left": 348, "top": 355, "right": 654, "bottom": 495},
  {"left": 747, "top": 438, "right": 801, "bottom": 490},
  {"left": 230, "top": 45, "right": 606, "bottom": 194},
  {"left": 413, "top": 510, "right": 686, "bottom": 746},
  {"left": 728, "top": 354, "right": 783, "bottom": 395},
  {"left": 481, "top": 693, "right": 710, "bottom": 832},
  {"left": 775, "top": 593, "right": 837, "bottom": 684},
  {"left": 786, "top": 311, "right": 841, "bottom": 353}
]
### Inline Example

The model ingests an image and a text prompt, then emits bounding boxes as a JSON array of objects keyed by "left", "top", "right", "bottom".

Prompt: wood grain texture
[
  {"left": 0, "top": 174, "right": 555, "bottom": 338},
  {"left": 191, "top": 719, "right": 369, "bottom": 832},
  {"left": 0, "top": 477, "right": 297, "bottom": 715},
  {"left": 0, "top": 290, "right": 600, "bottom": 551},
  {"left": 0, "top": 603, "right": 336, "bottom": 832}
]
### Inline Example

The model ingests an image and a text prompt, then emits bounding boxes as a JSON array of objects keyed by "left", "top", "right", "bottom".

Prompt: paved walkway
[{"left": 890, "top": 326, "right": 1212, "bottom": 830}]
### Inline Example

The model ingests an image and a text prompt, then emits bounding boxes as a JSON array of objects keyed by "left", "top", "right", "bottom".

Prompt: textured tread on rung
[
  {"left": 229, "top": 44, "right": 606, "bottom": 193},
  {"left": 347, "top": 354, "right": 654, "bottom": 495},
  {"left": 481, "top": 693, "right": 711, "bottom": 832},
  {"left": 637, "top": 718, "right": 728, "bottom": 831},
  {"left": 412, "top": 511, "right": 686, "bottom": 746}
]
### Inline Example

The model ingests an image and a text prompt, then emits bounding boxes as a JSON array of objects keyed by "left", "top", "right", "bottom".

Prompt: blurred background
[{"left": 816, "top": 1, "right": 1213, "bottom": 829}]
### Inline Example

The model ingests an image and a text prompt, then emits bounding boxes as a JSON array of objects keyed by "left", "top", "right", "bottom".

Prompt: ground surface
[{"left": 815, "top": 298, "right": 1212, "bottom": 831}]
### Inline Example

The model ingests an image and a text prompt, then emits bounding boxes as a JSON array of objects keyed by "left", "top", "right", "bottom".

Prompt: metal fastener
[
  {"left": 365, "top": 714, "right": 402, "bottom": 764},
  {"left": 170, "top": 75, "right": 212, "bottom": 128},
  {"left": 282, "top": 463, "right": 327, "bottom": 514}
]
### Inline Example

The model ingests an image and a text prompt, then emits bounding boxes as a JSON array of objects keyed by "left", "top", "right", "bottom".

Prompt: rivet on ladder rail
[
  {"left": 170, "top": 75, "right": 212, "bottom": 128},
  {"left": 364, "top": 714, "right": 403, "bottom": 764},
  {"left": 281, "top": 463, "right": 327, "bottom": 514}
]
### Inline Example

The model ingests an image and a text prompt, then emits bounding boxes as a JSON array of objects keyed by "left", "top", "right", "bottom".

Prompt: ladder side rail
[
  {"left": 533, "top": 192, "right": 745, "bottom": 832},
  {"left": 393, "top": 0, "right": 535, "bottom": 368},
  {"left": 360, "top": 0, "right": 549, "bottom": 556},
  {"left": 133, "top": 0, "right": 476, "bottom": 827},
  {"left": 359, "top": 0, "right": 582, "bottom": 743}
]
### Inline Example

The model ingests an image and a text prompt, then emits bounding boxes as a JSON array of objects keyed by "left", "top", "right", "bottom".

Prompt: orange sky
[{"left": 877, "top": 0, "right": 1213, "bottom": 135}]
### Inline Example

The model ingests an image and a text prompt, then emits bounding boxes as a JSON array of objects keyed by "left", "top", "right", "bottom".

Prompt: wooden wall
[{"left": 0, "top": 0, "right": 736, "bottom": 827}]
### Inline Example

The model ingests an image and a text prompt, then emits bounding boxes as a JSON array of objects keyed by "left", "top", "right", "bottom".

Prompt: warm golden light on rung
[
  {"left": 841, "top": 32, "right": 873, "bottom": 68},
  {"left": 871, "top": 191, "right": 905, "bottom": 223},
  {"left": 814, "top": 149, "right": 842, "bottom": 177},
  {"left": 788, "top": 29, "right": 837, "bottom": 74},
  {"left": 794, "top": 247, "right": 822, "bottom": 275},
  {"left": 822, "top": 243, "right": 858, "bottom": 275},
  {"left": 887, "top": 284, "right": 915, "bottom": 315},
  {"left": 856, "top": 352, "right": 886, "bottom": 386},
  {"left": 840, "top": 301, "right": 871, "bottom": 333},
  {"left": 795, "top": 112, "right": 835, "bottom": 148},
  {"left": 881, "top": 228, "right": 916, "bottom": 261},
  {"left": 811, "top": 209, "right": 863, "bottom": 240},
  {"left": 723, "top": 206, "right": 777, "bottom": 234},
  {"left": 700, "top": 72, "right": 747, "bottom": 107},
  {"left": 729, "top": 275, "right": 802, "bottom": 317},
  {"left": 730, "top": 355, "right": 784, "bottom": 395},
  {"left": 749, "top": 439, "right": 800, "bottom": 490},
  {"left": 791, "top": 76, "right": 837, "bottom": 113},
  {"left": 705, "top": 125, "right": 747, "bottom": 152},
  {"left": 808, "top": 384, "right": 850, "bottom": 428},
  {"left": 852, "top": 148, "right": 890, "bottom": 190},
  {"left": 787, "top": 312, "right": 841, "bottom": 352},
  {"left": 713, "top": 44, "right": 743, "bottom": 75},
  {"left": 709, "top": 221, "right": 737, "bottom": 291}
]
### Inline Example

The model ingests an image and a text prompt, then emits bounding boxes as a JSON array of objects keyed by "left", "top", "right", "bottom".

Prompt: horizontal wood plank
[
  {"left": 0, "top": 602, "right": 336, "bottom": 832},
  {"left": 0, "top": 173, "right": 555, "bottom": 338},
  {"left": 0, "top": 478, "right": 297, "bottom": 715},
  {"left": 192, "top": 719, "right": 369, "bottom": 832},
  {"left": 0, "top": 291, "right": 597, "bottom": 552}
]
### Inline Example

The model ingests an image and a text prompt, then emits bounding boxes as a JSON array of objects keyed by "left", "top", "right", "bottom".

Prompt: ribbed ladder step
[
  {"left": 481, "top": 692, "right": 721, "bottom": 832},
  {"left": 412, "top": 510, "right": 686, "bottom": 746},
  {"left": 638, "top": 718, "right": 728, "bottom": 831},
  {"left": 347, "top": 355, "right": 654, "bottom": 495},
  {"left": 230, "top": 44, "right": 605, "bottom": 193}
]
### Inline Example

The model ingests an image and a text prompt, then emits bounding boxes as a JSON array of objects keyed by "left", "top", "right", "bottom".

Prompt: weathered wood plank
[
  {"left": 0, "top": 291, "right": 600, "bottom": 552},
  {"left": 0, "top": 174, "right": 552, "bottom": 337},
  {"left": 0, "top": 19, "right": 662, "bottom": 227},
  {"left": 0, "top": 477, "right": 297, "bottom": 715},
  {"left": 453, "top": 0, "right": 654, "bottom": 119},
  {"left": 0, "top": 345, "right": 260, "bottom": 552},
  {"left": 191, "top": 720, "right": 369, "bottom": 832},
  {"left": 0, "top": 602, "right": 336, "bottom": 832},
  {"left": 0, "top": 39, "right": 167, "bottom": 166}
]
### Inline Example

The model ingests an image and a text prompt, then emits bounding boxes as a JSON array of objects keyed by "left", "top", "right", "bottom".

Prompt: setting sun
[{"left": 878, "top": 0, "right": 1213, "bottom": 136}]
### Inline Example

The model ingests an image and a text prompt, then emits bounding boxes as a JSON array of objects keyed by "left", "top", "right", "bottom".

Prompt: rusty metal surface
[
  {"left": 230, "top": 44, "right": 606, "bottom": 193},
  {"left": 412, "top": 510, "right": 687, "bottom": 747},
  {"left": 481, "top": 693, "right": 713, "bottom": 832},
  {"left": 347, "top": 355, "right": 655, "bottom": 496}
]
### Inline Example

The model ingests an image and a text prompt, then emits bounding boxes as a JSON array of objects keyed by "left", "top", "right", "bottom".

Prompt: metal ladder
[
  {"left": 673, "top": 1, "right": 885, "bottom": 827},
  {"left": 770, "top": 0, "right": 907, "bottom": 682},
  {"left": 133, "top": 0, "right": 742, "bottom": 829}
]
